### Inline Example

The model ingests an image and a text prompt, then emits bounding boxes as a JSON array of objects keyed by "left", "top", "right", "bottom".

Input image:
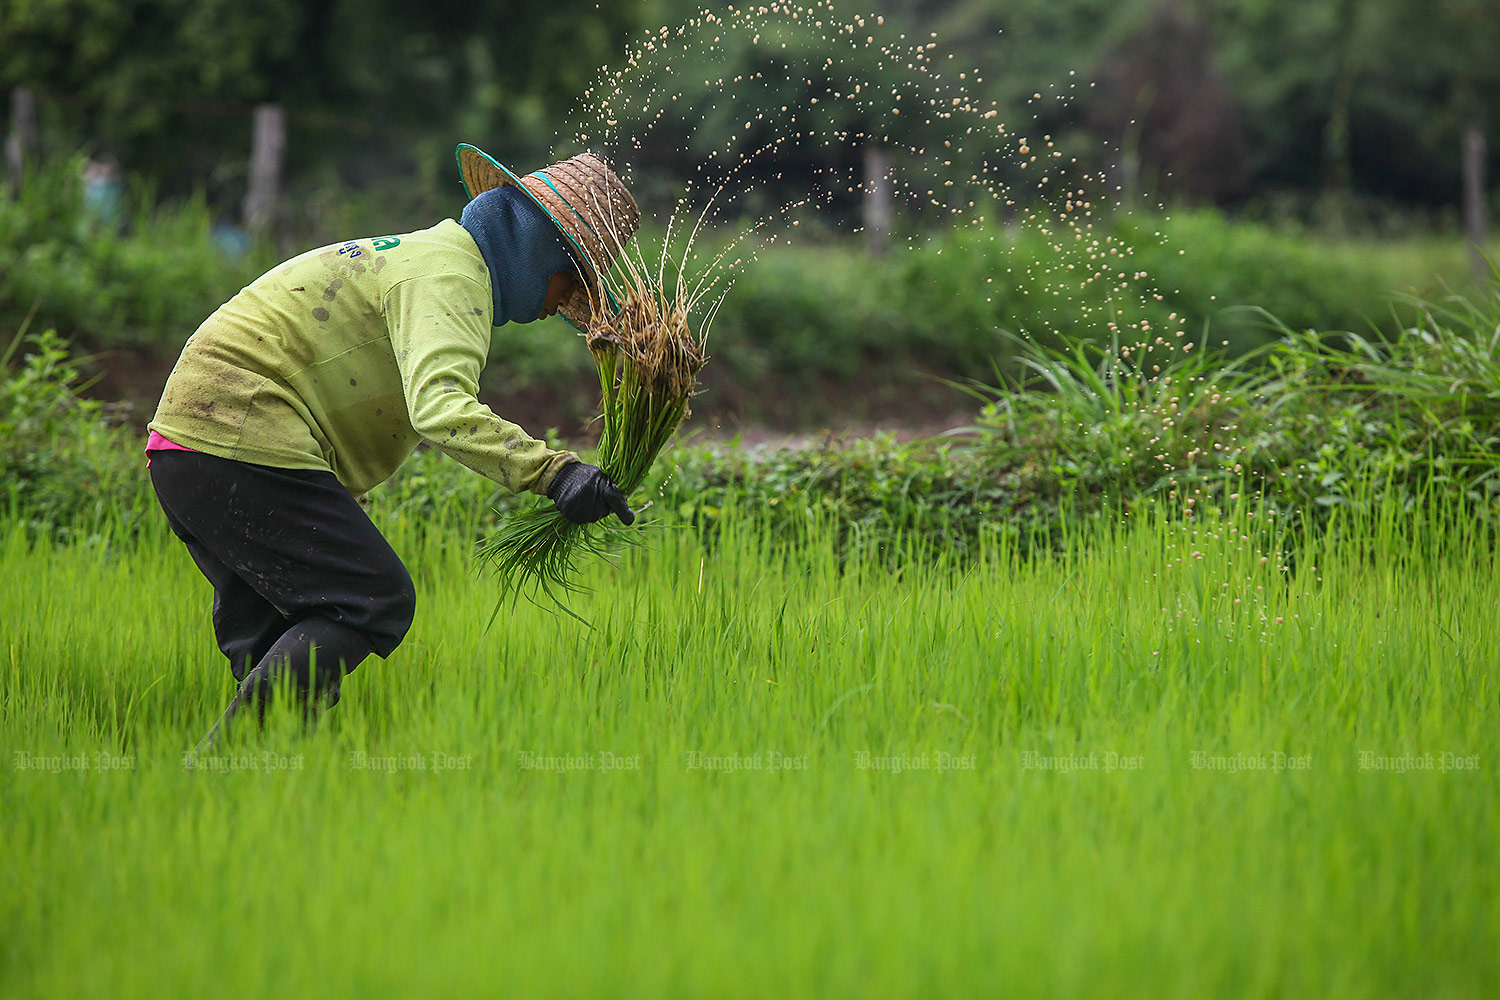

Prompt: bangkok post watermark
[
  {"left": 1021, "top": 750, "right": 1144, "bottom": 774},
  {"left": 349, "top": 749, "right": 473, "bottom": 772},
  {"left": 854, "top": 750, "right": 976, "bottom": 774},
  {"left": 1190, "top": 751, "right": 1312, "bottom": 773},
  {"left": 183, "top": 749, "right": 305, "bottom": 772},
  {"left": 13, "top": 749, "right": 136, "bottom": 773},
  {"left": 684, "top": 750, "right": 808, "bottom": 773},
  {"left": 517, "top": 750, "right": 642, "bottom": 773},
  {"left": 1357, "top": 751, "right": 1482, "bottom": 774}
]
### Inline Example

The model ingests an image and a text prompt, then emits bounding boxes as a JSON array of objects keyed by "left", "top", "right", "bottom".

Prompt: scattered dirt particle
[
  {"left": 291, "top": 286, "right": 305, "bottom": 292},
  {"left": 349, "top": 378, "right": 358, "bottom": 387}
]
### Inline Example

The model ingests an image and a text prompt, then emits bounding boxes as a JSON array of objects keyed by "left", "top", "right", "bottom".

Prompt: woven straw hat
[{"left": 456, "top": 143, "right": 640, "bottom": 329}]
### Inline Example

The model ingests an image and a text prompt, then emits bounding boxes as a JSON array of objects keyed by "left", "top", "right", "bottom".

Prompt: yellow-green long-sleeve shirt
[{"left": 150, "top": 219, "right": 578, "bottom": 497}]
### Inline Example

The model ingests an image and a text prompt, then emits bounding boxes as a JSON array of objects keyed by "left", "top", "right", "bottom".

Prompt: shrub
[
  {"left": 0, "top": 159, "right": 271, "bottom": 350},
  {"left": 689, "top": 210, "right": 1439, "bottom": 424},
  {"left": 0, "top": 324, "right": 154, "bottom": 539},
  {"left": 1116, "top": 211, "right": 1405, "bottom": 347},
  {"left": 663, "top": 278, "right": 1500, "bottom": 554}
]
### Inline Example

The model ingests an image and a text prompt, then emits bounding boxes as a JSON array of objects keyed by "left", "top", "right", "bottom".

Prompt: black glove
[{"left": 547, "top": 462, "right": 635, "bottom": 526}]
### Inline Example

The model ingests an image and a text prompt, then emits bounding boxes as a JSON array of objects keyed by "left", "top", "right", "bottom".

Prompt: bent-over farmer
[{"left": 148, "top": 144, "right": 639, "bottom": 745}]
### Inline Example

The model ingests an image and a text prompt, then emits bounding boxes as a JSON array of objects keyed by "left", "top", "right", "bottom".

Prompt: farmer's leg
[
  {"left": 151, "top": 469, "right": 295, "bottom": 680},
  {"left": 237, "top": 617, "right": 377, "bottom": 711},
  {"left": 148, "top": 450, "right": 416, "bottom": 710},
  {"left": 206, "top": 561, "right": 295, "bottom": 682}
]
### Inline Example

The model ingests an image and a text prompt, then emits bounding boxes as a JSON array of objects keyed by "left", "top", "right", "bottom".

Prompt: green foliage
[
  {"left": 1262, "top": 287, "right": 1500, "bottom": 502},
  {"left": 1, "top": 0, "right": 639, "bottom": 188},
  {"left": 1113, "top": 211, "right": 1402, "bottom": 340},
  {"left": 1209, "top": 0, "right": 1500, "bottom": 202},
  {"left": 663, "top": 279, "right": 1500, "bottom": 554},
  {"left": 5, "top": 273, "right": 1496, "bottom": 564},
  {"left": 0, "top": 325, "right": 154, "bottom": 539},
  {"left": 696, "top": 210, "right": 1443, "bottom": 422},
  {"left": 635, "top": 0, "right": 1499, "bottom": 212},
  {"left": 5, "top": 0, "right": 1497, "bottom": 219},
  {"left": 0, "top": 159, "right": 270, "bottom": 348},
  {"left": 658, "top": 434, "right": 1025, "bottom": 562},
  {"left": 7, "top": 156, "right": 1454, "bottom": 429}
]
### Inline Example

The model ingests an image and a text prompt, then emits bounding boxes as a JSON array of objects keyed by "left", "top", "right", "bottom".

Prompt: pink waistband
[{"left": 145, "top": 430, "right": 198, "bottom": 453}]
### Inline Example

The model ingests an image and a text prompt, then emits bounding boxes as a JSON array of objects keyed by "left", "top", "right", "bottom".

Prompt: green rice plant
[{"left": 4, "top": 495, "right": 1498, "bottom": 999}]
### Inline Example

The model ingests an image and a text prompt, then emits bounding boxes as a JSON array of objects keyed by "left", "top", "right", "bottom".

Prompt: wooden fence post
[
  {"left": 243, "top": 103, "right": 287, "bottom": 238},
  {"left": 6, "top": 88, "right": 38, "bottom": 191},
  {"left": 1463, "top": 123, "right": 1489, "bottom": 281},
  {"left": 864, "top": 139, "right": 892, "bottom": 259}
]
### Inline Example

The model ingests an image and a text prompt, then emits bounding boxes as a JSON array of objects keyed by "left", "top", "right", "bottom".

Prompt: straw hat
[{"left": 456, "top": 143, "right": 640, "bottom": 329}]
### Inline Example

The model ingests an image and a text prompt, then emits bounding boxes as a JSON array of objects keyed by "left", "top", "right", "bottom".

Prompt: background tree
[
  {"left": 1, "top": 0, "right": 637, "bottom": 223},
  {"left": 2, "top": 0, "right": 1495, "bottom": 240}
]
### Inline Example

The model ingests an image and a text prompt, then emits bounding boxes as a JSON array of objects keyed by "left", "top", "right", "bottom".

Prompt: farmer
[{"left": 148, "top": 144, "right": 640, "bottom": 742}]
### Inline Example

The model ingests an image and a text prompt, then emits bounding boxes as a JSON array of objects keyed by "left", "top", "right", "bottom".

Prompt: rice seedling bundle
[{"left": 478, "top": 248, "right": 717, "bottom": 612}]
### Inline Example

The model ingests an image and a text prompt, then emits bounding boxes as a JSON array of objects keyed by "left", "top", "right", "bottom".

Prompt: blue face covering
[{"left": 459, "top": 186, "right": 580, "bottom": 327}]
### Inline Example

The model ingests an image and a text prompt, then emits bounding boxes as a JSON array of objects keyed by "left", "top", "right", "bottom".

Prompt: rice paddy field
[{"left": 2, "top": 500, "right": 1497, "bottom": 998}]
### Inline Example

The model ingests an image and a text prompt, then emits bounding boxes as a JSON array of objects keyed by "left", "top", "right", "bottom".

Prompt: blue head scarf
[{"left": 459, "top": 186, "right": 579, "bottom": 326}]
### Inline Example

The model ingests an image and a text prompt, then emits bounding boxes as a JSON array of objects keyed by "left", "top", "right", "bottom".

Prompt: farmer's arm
[{"left": 385, "top": 273, "right": 578, "bottom": 495}]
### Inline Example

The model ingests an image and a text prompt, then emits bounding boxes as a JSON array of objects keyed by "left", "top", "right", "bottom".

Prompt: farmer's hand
[{"left": 547, "top": 462, "right": 635, "bottom": 526}]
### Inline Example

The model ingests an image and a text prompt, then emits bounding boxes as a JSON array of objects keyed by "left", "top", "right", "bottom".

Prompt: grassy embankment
[{"left": 2, "top": 497, "right": 1496, "bottom": 998}]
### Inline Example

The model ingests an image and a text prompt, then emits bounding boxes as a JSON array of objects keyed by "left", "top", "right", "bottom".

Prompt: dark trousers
[{"left": 149, "top": 450, "right": 415, "bottom": 704}]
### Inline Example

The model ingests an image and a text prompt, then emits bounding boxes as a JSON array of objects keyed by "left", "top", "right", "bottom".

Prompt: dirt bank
[{"left": 84, "top": 347, "right": 980, "bottom": 446}]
